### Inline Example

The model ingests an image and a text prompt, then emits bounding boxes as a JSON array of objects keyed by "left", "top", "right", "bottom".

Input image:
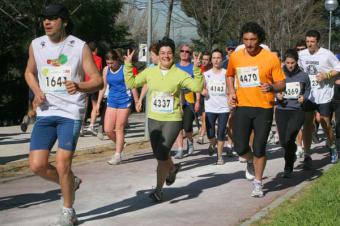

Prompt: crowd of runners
[{"left": 22, "top": 3, "right": 340, "bottom": 226}]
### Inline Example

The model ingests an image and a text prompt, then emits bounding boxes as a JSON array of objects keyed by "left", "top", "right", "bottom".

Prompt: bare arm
[
  {"left": 24, "top": 44, "right": 45, "bottom": 107},
  {"left": 226, "top": 76, "right": 236, "bottom": 107},
  {"left": 96, "top": 66, "right": 108, "bottom": 112}
]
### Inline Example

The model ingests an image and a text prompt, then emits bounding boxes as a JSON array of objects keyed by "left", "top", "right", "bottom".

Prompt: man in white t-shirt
[
  {"left": 299, "top": 30, "right": 340, "bottom": 168},
  {"left": 24, "top": 3, "right": 103, "bottom": 226}
]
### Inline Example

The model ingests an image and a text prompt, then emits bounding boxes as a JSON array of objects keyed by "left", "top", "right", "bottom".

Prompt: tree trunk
[{"left": 165, "top": 0, "right": 174, "bottom": 38}]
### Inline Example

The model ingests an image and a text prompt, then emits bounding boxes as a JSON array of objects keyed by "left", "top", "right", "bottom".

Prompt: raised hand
[
  {"left": 124, "top": 49, "right": 135, "bottom": 64},
  {"left": 193, "top": 52, "right": 201, "bottom": 67}
]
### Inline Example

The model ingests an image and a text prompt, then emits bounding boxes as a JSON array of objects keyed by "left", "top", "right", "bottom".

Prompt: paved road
[{"left": 0, "top": 132, "right": 332, "bottom": 226}]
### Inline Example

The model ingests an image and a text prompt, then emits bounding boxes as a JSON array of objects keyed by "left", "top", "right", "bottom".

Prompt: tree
[
  {"left": 0, "top": 0, "right": 129, "bottom": 125},
  {"left": 181, "top": 0, "right": 233, "bottom": 51}
]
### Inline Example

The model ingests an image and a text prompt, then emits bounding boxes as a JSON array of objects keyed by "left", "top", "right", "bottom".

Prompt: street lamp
[{"left": 325, "top": 0, "right": 338, "bottom": 50}]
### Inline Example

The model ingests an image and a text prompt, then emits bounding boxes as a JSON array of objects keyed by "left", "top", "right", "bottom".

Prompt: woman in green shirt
[{"left": 124, "top": 37, "right": 203, "bottom": 202}]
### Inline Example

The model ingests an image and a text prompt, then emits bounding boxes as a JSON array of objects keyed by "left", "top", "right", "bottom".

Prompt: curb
[{"left": 239, "top": 163, "right": 335, "bottom": 226}]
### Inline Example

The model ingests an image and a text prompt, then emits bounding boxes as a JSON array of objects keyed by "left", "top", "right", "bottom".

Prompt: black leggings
[
  {"left": 182, "top": 104, "right": 195, "bottom": 133},
  {"left": 205, "top": 112, "right": 230, "bottom": 141},
  {"left": 275, "top": 108, "right": 304, "bottom": 169},
  {"left": 148, "top": 118, "right": 182, "bottom": 161}
]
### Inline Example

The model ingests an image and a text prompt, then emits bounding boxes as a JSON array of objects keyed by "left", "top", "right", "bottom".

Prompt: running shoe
[
  {"left": 187, "top": 140, "right": 194, "bottom": 155},
  {"left": 245, "top": 161, "right": 255, "bottom": 180},
  {"left": 86, "top": 126, "right": 97, "bottom": 136},
  {"left": 174, "top": 150, "right": 184, "bottom": 159},
  {"left": 166, "top": 163, "right": 181, "bottom": 186},
  {"left": 149, "top": 188, "right": 163, "bottom": 203},
  {"left": 54, "top": 208, "right": 77, "bottom": 226},
  {"left": 20, "top": 115, "right": 30, "bottom": 132},
  {"left": 208, "top": 144, "right": 216, "bottom": 156},
  {"left": 330, "top": 147, "right": 338, "bottom": 164},
  {"left": 303, "top": 155, "right": 312, "bottom": 170},
  {"left": 296, "top": 146, "right": 304, "bottom": 158},
  {"left": 107, "top": 155, "right": 122, "bottom": 165},
  {"left": 197, "top": 136, "right": 204, "bottom": 144},
  {"left": 251, "top": 181, "right": 264, "bottom": 198},
  {"left": 216, "top": 157, "right": 225, "bottom": 165}
]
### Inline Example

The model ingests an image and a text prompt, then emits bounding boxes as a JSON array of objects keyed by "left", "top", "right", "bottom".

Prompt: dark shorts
[
  {"left": 88, "top": 91, "right": 99, "bottom": 101},
  {"left": 205, "top": 112, "right": 229, "bottom": 141},
  {"left": 30, "top": 116, "right": 81, "bottom": 151},
  {"left": 182, "top": 104, "right": 195, "bottom": 132},
  {"left": 148, "top": 118, "right": 182, "bottom": 161},
  {"left": 233, "top": 107, "right": 273, "bottom": 157},
  {"left": 303, "top": 100, "right": 332, "bottom": 117}
]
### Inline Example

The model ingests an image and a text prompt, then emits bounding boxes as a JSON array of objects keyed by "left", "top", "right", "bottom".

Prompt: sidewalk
[
  {"left": 0, "top": 113, "right": 147, "bottom": 165},
  {"left": 0, "top": 122, "right": 334, "bottom": 225}
]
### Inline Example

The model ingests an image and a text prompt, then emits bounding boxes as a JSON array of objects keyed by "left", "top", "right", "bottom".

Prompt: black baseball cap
[{"left": 40, "top": 3, "right": 69, "bottom": 19}]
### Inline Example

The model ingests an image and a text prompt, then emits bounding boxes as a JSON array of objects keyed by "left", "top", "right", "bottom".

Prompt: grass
[{"left": 251, "top": 163, "right": 340, "bottom": 226}]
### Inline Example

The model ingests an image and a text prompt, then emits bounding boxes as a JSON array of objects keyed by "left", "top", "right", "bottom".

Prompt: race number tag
[
  {"left": 309, "top": 74, "right": 320, "bottom": 88},
  {"left": 236, "top": 66, "right": 260, "bottom": 87},
  {"left": 41, "top": 66, "right": 71, "bottom": 93},
  {"left": 284, "top": 82, "right": 300, "bottom": 99},
  {"left": 151, "top": 92, "right": 174, "bottom": 113},
  {"left": 208, "top": 80, "right": 226, "bottom": 96}
]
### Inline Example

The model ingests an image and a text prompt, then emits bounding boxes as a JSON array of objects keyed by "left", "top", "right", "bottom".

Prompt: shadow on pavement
[
  {"left": 264, "top": 147, "right": 331, "bottom": 196},
  {"left": 77, "top": 171, "right": 243, "bottom": 224},
  {"left": 0, "top": 154, "right": 29, "bottom": 165},
  {"left": 0, "top": 189, "right": 60, "bottom": 211}
]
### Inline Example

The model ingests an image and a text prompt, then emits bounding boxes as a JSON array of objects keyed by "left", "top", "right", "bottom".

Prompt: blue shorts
[
  {"left": 30, "top": 116, "right": 81, "bottom": 151},
  {"left": 107, "top": 101, "right": 131, "bottom": 109}
]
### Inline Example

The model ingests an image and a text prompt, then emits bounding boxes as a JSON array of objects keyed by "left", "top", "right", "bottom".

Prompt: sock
[
  {"left": 253, "top": 179, "right": 262, "bottom": 184},
  {"left": 62, "top": 207, "right": 74, "bottom": 213}
]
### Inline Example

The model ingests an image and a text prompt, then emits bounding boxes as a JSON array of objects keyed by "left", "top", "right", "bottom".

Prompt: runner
[
  {"left": 275, "top": 49, "right": 310, "bottom": 178},
  {"left": 123, "top": 37, "right": 203, "bottom": 202},
  {"left": 80, "top": 41, "right": 103, "bottom": 136},
  {"left": 197, "top": 51, "right": 212, "bottom": 144},
  {"left": 174, "top": 44, "right": 200, "bottom": 158},
  {"left": 202, "top": 49, "right": 230, "bottom": 164},
  {"left": 299, "top": 30, "right": 340, "bottom": 167},
  {"left": 226, "top": 22, "right": 286, "bottom": 197},
  {"left": 295, "top": 40, "right": 307, "bottom": 158},
  {"left": 25, "top": 3, "right": 103, "bottom": 226},
  {"left": 96, "top": 49, "right": 139, "bottom": 165}
]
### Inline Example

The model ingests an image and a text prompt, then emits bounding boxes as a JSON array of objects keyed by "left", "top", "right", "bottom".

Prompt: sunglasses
[
  {"left": 227, "top": 47, "right": 235, "bottom": 51},
  {"left": 296, "top": 47, "right": 306, "bottom": 51},
  {"left": 42, "top": 15, "right": 60, "bottom": 21},
  {"left": 180, "top": 49, "right": 191, "bottom": 54}
]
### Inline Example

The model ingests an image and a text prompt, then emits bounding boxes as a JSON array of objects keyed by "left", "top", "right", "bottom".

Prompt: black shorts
[
  {"left": 303, "top": 100, "right": 332, "bottom": 117},
  {"left": 233, "top": 107, "right": 273, "bottom": 157},
  {"left": 182, "top": 104, "right": 195, "bottom": 132},
  {"left": 148, "top": 118, "right": 182, "bottom": 161},
  {"left": 88, "top": 91, "right": 99, "bottom": 101}
]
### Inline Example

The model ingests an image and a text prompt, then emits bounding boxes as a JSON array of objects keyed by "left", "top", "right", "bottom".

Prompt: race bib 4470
[
  {"left": 151, "top": 92, "right": 174, "bottom": 113},
  {"left": 41, "top": 66, "right": 72, "bottom": 93},
  {"left": 236, "top": 66, "right": 260, "bottom": 87}
]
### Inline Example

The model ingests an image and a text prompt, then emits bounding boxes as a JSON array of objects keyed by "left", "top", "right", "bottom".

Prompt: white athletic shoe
[
  {"left": 251, "top": 181, "right": 264, "bottom": 198},
  {"left": 107, "top": 154, "right": 122, "bottom": 165}
]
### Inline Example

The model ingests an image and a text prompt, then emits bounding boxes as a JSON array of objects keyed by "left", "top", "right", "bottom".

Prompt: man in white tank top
[{"left": 24, "top": 3, "right": 103, "bottom": 226}]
